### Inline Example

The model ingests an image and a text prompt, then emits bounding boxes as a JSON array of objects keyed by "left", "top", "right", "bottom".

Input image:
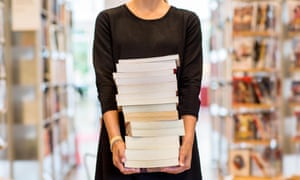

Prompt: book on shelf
[
  {"left": 255, "top": 2, "right": 278, "bottom": 32},
  {"left": 295, "top": 111, "right": 300, "bottom": 137},
  {"left": 229, "top": 149, "right": 251, "bottom": 176},
  {"left": 232, "top": 3, "right": 254, "bottom": 32},
  {"left": 287, "top": 1, "right": 300, "bottom": 33},
  {"left": 291, "top": 81, "right": 300, "bottom": 103},
  {"left": 251, "top": 147, "right": 282, "bottom": 177},
  {"left": 233, "top": 113, "right": 273, "bottom": 141},
  {"left": 291, "top": 39, "right": 300, "bottom": 68},
  {"left": 232, "top": 76, "right": 273, "bottom": 105},
  {"left": 232, "top": 38, "right": 254, "bottom": 70}
]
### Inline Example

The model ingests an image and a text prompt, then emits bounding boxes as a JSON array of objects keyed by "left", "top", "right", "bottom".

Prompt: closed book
[
  {"left": 126, "top": 121, "right": 185, "bottom": 137},
  {"left": 116, "top": 61, "right": 176, "bottom": 73},
  {"left": 118, "top": 54, "right": 179, "bottom": 64},
  {"left": 116, "top": 91, "right": 177, "bottom": 105},
  {"left": 117, "top": 81, "right": 177, "bottom": 95},
  {"left": 114, "top": 73, "right": 176, "bottom": 85},
  {"left": 122, "top": 103, "right": 177, "bottom": 113},
  {"left": 124, "top": 111, "right": 178, "bottom": 122},
  {"left": 113, "top": 68, "right": 176, "bottom": 79},
  {"left": 125, "top": 148, "right": 179, "bottom": 161},
  {"left": 125, "top": 158, "right": 179, "bottom": 168},
  {"left": 117, "top": 96, "right": 178, "bottom": 106},
  {"left": 125, "top": 136, "right": 180, "bottom": 150},
  {"left": 126, "top": 119, "right": 183, "bottom": 129}
]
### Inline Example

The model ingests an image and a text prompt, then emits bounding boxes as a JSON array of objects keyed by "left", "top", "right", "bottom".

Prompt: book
[
  {"left": 118, "top": 54, "right": 179, "bottom": 64},
  {"left": 125, "top": 136, "right": 179, "bottom": 150},
  {"left": 113, "top": 68, "right": 176, "bottom": 79},
  {"left": 125, "top": 158, "right": 179, "bottom": 168},
  {"left": 232, "top": 38, "right": 254, "bottom": 70},
  {"left": 116, "top": 96, "right": 178, "bottom": 106},
  {"left": 229, "top": 149, "right": 251, "bottom": 176},
  {"left": 126, "top": 120, "right": 185, "bottom": 137},
  {"left": 287, "top": 1, "right": 300, "bottom": 32},
  {"left": 125, "top": 148, "right": 179, "bottom": 161},
  {"left": 116, "top": 61, "right": 177, "bottom": 73},
  {"left": 117, "top": 81, "right": 177, "bottom": 95},
  {"left": 124, "top": 111, "right": 179, "bottom": 122},
  {"left": 291, "top": 39, "right": 300, "bottom": 68},
  {"left": 255, "top": 2, "right": 277, "bottom": 32},
  {"left": 113, "top": 73, "right": 177, "bottom": 85},
  {"left": 232, "top": 3, "right": 254, "bottom": 32},
  {"left": 116, "top": 90, "right": 177, "bottom": 104},
  {"left": 122, "top": 103, "right": 177, "bottom": 113}
]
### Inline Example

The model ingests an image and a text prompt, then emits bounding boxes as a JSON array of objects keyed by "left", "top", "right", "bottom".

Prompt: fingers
[
  {"left": 112, "top": 141, "right": 140, "bottom": 174},
  {"left": 161, "top": 143, "right": 192, "bottom": 174}
]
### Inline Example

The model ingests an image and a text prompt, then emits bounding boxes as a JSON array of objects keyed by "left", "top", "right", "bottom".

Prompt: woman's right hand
[{"left": 111, "top": 140, "right": 140, "bottom": 175}]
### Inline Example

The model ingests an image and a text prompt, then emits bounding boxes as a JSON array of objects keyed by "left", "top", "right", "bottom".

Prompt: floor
[{"left": 66, "top": 92, "right": 218, "bottom": 180}]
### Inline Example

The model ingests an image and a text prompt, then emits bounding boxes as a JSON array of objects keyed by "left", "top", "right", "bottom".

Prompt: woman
[{"left": 92, "top": 0, "right": 203, "bottom": 179}]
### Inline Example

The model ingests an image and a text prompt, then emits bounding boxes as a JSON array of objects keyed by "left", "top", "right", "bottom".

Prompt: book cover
[
  {"left": 291, "top": 39, "right": 300, "bottom": 68},
  {"left": 232, "top": 38, "right": 254, "bottom": 70},
  {"left": 287, "top": 1, "right": 300, "bottom": 32},
  {"left": 232, "top": 76, "right": 255, "bottom": 104},
  {"left": 232, "top": 3, "right": 254, "bottom": 32},
  {"left": 229, "top": 149, "right": 251, "bottom": 176}
]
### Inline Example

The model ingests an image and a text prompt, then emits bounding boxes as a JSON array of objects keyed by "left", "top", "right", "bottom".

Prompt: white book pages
[{"left": 122, "top": 103, "right": 177, "bottom": 113}]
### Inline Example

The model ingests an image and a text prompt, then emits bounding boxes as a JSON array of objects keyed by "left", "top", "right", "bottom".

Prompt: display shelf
[
  {"left": 232, "top": 104, "right": 275, "bottom": 110},
  {"left": 233, "top": 139, "right": 272, "bottom": 145},
  {"left": 232, "top": 31, "right": 279, "bottom": 38},
  {"left": 8, "top": 0, "right": 75, "bottom": 179},
  {"left": 209, "top": 0, "right": 284, "bottom": 178},
  {"left": 234, "top": 176, "right": 284, "bottom": 180}
]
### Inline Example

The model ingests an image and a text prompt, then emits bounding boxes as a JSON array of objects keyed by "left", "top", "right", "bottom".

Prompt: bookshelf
[
  {"left": 8, "top": 0, "right": 76, "bottom": 180},
  {"left": 209, "top": 0, "right": 285, "bottom": 178},
  {"left": 0, "top": 0, "right": 12, "bottom": 179},
  {"left": 283, "top": 0, "right": 300, "bottom": 178}
]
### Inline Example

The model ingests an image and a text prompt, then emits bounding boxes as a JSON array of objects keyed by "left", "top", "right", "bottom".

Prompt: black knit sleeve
[
  {"left": 92, "top": 12, "right": 118, "bottom": 114},
  {"left": 179, "top": 12, "right": 203, "bottom": 118}
]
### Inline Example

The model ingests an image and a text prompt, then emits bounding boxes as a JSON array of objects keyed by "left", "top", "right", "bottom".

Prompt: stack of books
[{"left": 114, "top": 54, "right": 184, "bottom": 169}]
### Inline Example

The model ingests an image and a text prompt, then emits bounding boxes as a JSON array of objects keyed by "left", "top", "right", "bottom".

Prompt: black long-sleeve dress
[{"left": 92, "top": 4, "right": 203, "bottom": 180}]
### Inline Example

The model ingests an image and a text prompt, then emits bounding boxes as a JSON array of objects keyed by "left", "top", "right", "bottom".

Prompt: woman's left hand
[
  {"left": 160, "top": 134, "right": 194, "bottom": 174},
  {"left": 160, "top": 115, "right": 196, "bottom": 174}
]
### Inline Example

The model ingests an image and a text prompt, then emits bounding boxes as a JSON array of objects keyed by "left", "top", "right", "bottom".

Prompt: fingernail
[
  {"left": 180, "top": 163, "right": 184, "bottom": 166},
  {"left": 122, "top": 158, "right": 125, "bottom": 163}
]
